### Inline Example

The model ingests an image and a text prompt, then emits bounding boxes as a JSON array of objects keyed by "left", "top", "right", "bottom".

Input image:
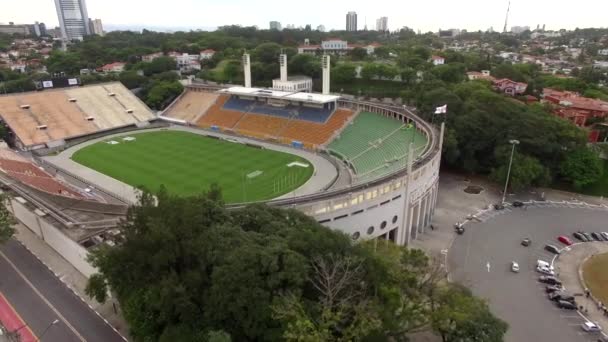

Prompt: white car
[
  {"left": 511, "top": 261, "right": 520, "bottom": 273},
  {"left": 536, "top": 265, "right": 555, "bottom": 275},
  {"left": 582, "top": 322, "right": 602, "bottom": 332}
]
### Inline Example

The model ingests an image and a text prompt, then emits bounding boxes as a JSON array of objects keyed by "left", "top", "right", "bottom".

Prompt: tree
[
  {"left": 119, "top": 71, "right": 147, "bottom": 89},
  {"left": 0, "top": 193, "right": 15, "bottom": 244},
  {"left": 560, "top": 147, "right": 603, "bottom": 189},
  {"left": 142, "top": 56, "right": 176, "bottom": 76},
  {"left": 349, "top": 47, "right": 368, "bottom": 61},
  {"left": 253, "top": 42, "right": 282, "bottom": 64},
  {"left": 490, "top": 150, "right": 550, "bottom": 191},
  {"left": 432, "top": 284, "right": 508, "bottom": 342},
  {"left": 144, "top": 80, "right": 184, "bottom": 109},
  {"left": 332, "top": 63, "right": 356, "bottom": 84}
]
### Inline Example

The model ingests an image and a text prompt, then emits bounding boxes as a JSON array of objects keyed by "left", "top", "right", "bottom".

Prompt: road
[
  {"left": 448, "top": 204, "right": 608, "bottom": 342},
  {"left": 0, "top": 239, "right": 124, "bottom": 342}
]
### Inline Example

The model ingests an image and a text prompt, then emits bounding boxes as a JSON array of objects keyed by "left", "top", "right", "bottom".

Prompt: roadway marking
[{"left": 0, "top": 250, "right": 87, "bottom": 342}]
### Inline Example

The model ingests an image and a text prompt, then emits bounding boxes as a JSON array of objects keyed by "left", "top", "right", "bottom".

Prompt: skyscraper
[
  {"left": 89, "top": 18, "right": 104, "bottom": 36},
  {"left": 269, "top": 21, "right": 282, "bottom": 30},
  {"left": 376, "top": 17, "right": 388, "bottom": 32},
  {"left": 346, "top": 11, "right": 357, "bottom": 32},
  {"left": 54, "top": 0, "right": 91, "bottom": 41}
]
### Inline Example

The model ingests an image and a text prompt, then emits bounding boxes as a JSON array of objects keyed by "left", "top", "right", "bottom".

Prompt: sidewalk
[
  {"left": 555, "top": 242, "right": 608, "bottom": 334},
  {"left": 11, "top": 223, "right": 131, "bottom": 340}
]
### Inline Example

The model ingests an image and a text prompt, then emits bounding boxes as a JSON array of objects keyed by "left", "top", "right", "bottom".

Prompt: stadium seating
[
  {"left": 281, "top": 108, "right": 354, "bottom": 146},
  {"left": 235, "top": 113, "right": 290, "bottom": 139},
  {"left": 101, "top": 83, "right": 156, "bottom": 122},
  {"left": 296, "top": 106, "right": 333, "bottom": 123},
  {"left": 197, "top": 95, "right": 245, "bottom": 129},
  {"left": 328, "top": 112, "right": 426, "bottom": 180},
  {"left": 0, "top": 150, "right": 84, "bottom": 199},
  {"left": 164, "top": 91, "right": 219, "bottom": 122},
  {"left": 222, "top": 96, "right": 334, "bottom": 123}
]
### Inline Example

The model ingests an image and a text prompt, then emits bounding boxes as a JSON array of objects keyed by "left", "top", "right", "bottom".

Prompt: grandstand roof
[{"left": 220, "top": 86, "right": 340, "bottom": 104}]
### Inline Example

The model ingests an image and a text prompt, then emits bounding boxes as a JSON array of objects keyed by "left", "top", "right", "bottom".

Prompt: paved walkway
[
  {"left": 10, "top": 223, "right": 130, "bottom": 340},
  {"left": 556, "top": 242, "right": 608, "bottom": 337},
  {"left": 43, "top": 125, "right": 339, "bottom": 204}
]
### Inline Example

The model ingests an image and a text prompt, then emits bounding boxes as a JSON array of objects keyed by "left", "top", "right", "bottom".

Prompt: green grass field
[{"left": 72, "top": 131, "right": 314, "bottom": 203}]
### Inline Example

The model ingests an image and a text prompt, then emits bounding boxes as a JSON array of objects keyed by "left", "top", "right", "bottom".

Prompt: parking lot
[{"left": 448, "top": 203, "right": 608, "bottom": 342}]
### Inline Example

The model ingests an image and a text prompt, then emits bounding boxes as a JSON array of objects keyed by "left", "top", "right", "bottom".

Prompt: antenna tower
[{"left": 503, "top": 0, "right": 511, "bottom": 33}]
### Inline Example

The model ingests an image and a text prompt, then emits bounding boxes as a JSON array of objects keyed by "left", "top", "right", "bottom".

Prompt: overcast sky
[{"left": 2, "top": 0, "right": 607, "bottom": 33}]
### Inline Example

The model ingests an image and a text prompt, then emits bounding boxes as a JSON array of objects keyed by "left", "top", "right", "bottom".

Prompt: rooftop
[{"left": 220, "top": 86, "right": 340, "bottom": 104}]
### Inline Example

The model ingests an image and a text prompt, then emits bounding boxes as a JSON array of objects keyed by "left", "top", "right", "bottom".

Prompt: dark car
[
  {"left": 545, "top": 285, "right": 563, "bottom": 293},
  {"left": 512, "top": 201, "right": 524, "bottom": 207},
  {"left": 545, "top": 244, "right": 561, "bottom": 254},
  {"left": 549, "top": 292, "right": 575, "bottom": 303},
  {"left": 521, "top": 238, "right": 531, "bottom": 246},
  {"left": 557, "top": 300, "right": 578, "bottom": 310},
  {"left": 591, "top": 232, "right": 602, "bottom": 241},
  {"left": 573, "top": 232, "right": 587, "bottom": 242},
  {"left": 494, "top": 203, "right": 505, "bottom": 210},
  {"left": 539, "top": 276, "right": 562, "bottom": 286}
]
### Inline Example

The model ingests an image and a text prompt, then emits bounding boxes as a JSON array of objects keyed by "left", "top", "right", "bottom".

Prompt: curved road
[
  {"left": 0, "top": 239, "right": 124, "bottom": 342},
  {"left": 448, "top": 204, "right": 608, "bottom": 342}
]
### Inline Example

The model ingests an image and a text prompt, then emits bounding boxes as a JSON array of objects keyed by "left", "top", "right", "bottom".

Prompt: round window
[
  {"left": 380, "top": 221, "right": 387, "bottom": 229},
  {"left": 392, "top": 215, "right": 398, "bottom": 224},
  {"left": 352, "top": 232, "right": 360, "bottom": 240},
  {"left": 367, "top": 226, "right": 375, "bottom": 235}
]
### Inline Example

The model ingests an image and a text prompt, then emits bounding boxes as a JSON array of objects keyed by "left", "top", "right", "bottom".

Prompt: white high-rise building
[
  {"left": 376, "top": 17, "right": 388, "bottom": 32},
  {"left": 90, "top": 18, "right": 104, "bottom": 36},
  {"left": 269, "top": 21, "right": 282, "bottom": 30},
  {"left": 346, "top": 11, "right": 357, "bottom": 32},
  {"left": 54, "top": 0, "right": 91, "bottom": 41}
]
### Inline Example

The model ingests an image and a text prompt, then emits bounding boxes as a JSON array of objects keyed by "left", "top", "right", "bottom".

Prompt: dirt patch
[
  {"left": 463, "top": 185, "right": 484, "bottom": 194},
  {"left": 583, "top": 252, "right": 608, "bottom": 304}
]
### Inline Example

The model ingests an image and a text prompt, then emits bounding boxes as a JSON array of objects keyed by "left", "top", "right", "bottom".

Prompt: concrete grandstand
[{"left": 0, "top": 82, "right": 155, "bottom": 150}]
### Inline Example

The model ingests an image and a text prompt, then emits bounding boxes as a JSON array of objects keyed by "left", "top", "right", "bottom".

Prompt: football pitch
[{"left": 72, "top": 131, "right": 314, "bottom": 203}]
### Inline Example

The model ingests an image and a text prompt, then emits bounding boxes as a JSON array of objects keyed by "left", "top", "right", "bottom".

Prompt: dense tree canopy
[
  {"left": 86, "top": 187, "right": 507, "bottom": 342},
  {"left": 0, "top": 193, "right": 15, "bottom": 245}
]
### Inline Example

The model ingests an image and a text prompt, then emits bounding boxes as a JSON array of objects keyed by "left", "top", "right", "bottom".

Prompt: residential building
[
  {"left": 200, "top": 49, "right": 216, "bottom": 60},
  {"left": 0, "top": 24, "right": 30, "bottom": 35},
  {"left": 54, "top": 0, "right": 91, "bottom": 41},
  {"left": 376, "top": 17, "right": 388, "bottom": 32},
  {"left": 32, "top": 22, "right": 47, "bottom": 37},
  {"left": 89, "top": 18, "right": 104, "bottom": 36},
  {"left": 346, "top": 11, "right": 357, "bottom": 32},
  {"left": 175, "top": 53, "right": 201, "bottom": 72},
  {"left": 99, "top": 62, "right": 125, "bottom": 73},
  {"left": 493, "top": 79, "right": 528, "bottom": 96},
  {"left": 269, "top": 21, "right": 282, "bottom": 31},
  {"left": 543, "top": 88, "right": 608, "bottom": 127},
  {"left": 511, "top": 26, "right": 530, "bottom": 34},
  {"left": 598, "top": 49, "right": 608, "bottom": 56},
  {"left": 9, "top": 63, "right": 27, "bottom": 73},
  {"left": 273, "top": 76, "right": 313, "bottom": 92},
  {"left": 467, "top": 70, "right": 495, "bottom": 81},
  {"left": 594, "top": 61, "right": 608, "bottom": 69},
  {"left": 141, "top": 52, "right": 163, "bottom": 62},
  {"left": 431, "top": 55, "right": 445, "bottom": 65},
  {"left": 297, "top": 39, "right": 380, "bottom": 55}
]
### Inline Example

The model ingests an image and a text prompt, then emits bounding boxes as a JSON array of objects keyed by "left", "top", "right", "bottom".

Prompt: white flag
[{"left": 434, "top": 104, "right": 447, "bottom": 114}]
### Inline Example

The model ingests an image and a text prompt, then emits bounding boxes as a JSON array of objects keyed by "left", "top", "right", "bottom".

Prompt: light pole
[
  {"left": 502, "top": 139, "right": 520, "bottom": 204},
  {"left": 39, "top": 319, "right": 59, "bottom": 341}
]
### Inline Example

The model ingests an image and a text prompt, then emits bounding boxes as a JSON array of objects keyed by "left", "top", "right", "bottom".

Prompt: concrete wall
[{"left": 7, "top": 197, "right": 97, "bottom": 277}]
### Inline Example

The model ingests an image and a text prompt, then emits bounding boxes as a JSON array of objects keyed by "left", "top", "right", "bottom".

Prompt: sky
[{"left": 2, "top": 0, "right": 607, "bottom": 33}]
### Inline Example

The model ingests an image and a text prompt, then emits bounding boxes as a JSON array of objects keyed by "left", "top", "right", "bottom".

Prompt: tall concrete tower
[
  {"left": 243, "top": 53, "right": 252, "bottom": 88},
  {"left": 279, "top": 54, "right": 288, "bottom": 82},
  {"left": 54, "top": 0, "right": 91, "bottom": 41},
  {"left": 346, "top": 11, "right": 357, "bottom": 32},
  {"left": 322, "top": 55, "right": 330, "bottom": 95}
]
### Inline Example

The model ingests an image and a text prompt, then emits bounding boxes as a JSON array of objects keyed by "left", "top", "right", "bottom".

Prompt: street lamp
[
  {"left": 40, "top": 319, "right": 59, "bottom": 341},
  {"left": 501, "top": 139, "right": 520, "bottom": 204}
]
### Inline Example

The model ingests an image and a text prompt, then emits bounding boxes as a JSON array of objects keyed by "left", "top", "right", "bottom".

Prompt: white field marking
[
  {"left": 0, "top": 250, "right": 86, "bottom": 341},
  {"left": 486, "top": 262, "right": 491, "bottom": 272},
  {"left": 286, "top": 161, "right": 309, "bottom": 168}
]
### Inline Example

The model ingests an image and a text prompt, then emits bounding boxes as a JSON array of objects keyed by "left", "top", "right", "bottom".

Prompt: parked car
[
  {"left": 591, "top": 232, "right": 602, "bottom": 241},
  {"left": 539, "top": 276, "right": 562, "bottom": 285},
  {"left": 549, "top": 292, "right": 575, "bottom": 303},
  {"left": 545, "top": 244, "right": 561, "bottom": 254},
  {"left": 557, "top": 300, "right": 578, "bottom": 310},
  {"left": 545, "top": 285, "right": 563, "bottom": 293},
  {"left": 583, "top": 232, "right": 594, "bottom": 241},
  {"left": 494, "top": 203, "right": 505, "bottom": 210},
  {"left": 601, "top": 232, "right": 608, "bottom": 241},
  {"left": 512, "top": 201, "right": 524, "bottom": 207},
  {"left": 558, "top": 236, "right": 573, "bottom": 246},
  {"left": 582, "top": 322, "right": 602, "bottom": 332},
  {"left": 537, "top": 265, "right": 555, "bottom": 275},
  {"left": 573, "top": 232, "right": 587, "bottom": 242},
  {"left": 596, "top": 232, "right": 608, "bottom": 241},
  {"left": 511, "top": 261, "right": 520, "bottom": 273},
  {"left": 521, "top": 238, "right": 531, "bottom": 246}
]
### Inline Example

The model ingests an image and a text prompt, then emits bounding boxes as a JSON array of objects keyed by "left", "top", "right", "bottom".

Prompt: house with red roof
[
  {"left": 431, "top": 55, "right": 445, "bottom": 65},
  {"left": 467, "top": 70, "right": 495, "bottom": 81},
  {"left": 99, "top": 62, "right": 126, "bottom": 73},
  {"left": 200, "top": 49, "right": 216, "bottom": 60},
  {"left": 542, "top": 88, "right": 608, "bottom": 127},
  {"left": 493, "top": 78, "right": 528, "bottom": 96}
]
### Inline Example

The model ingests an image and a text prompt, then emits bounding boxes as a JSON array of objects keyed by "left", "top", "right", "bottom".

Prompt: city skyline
[{"left": 2, "top": 0, "right": 608, "bottom": 33}]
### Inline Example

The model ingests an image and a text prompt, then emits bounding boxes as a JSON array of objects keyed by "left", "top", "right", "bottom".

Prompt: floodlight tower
[
  {"left": 503, "top": 0, "right": 511, "bottom": 33},
  {"left": 322, "top": 55, "right": 330, "bottom": 95},
  {"left": 242, "top": 53, "right": 252, "bottom": 88}
]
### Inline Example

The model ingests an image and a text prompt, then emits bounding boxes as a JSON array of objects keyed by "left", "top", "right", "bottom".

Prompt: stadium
[{"left": 0, "top": 53, "right": 442, "bottom": 277}]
